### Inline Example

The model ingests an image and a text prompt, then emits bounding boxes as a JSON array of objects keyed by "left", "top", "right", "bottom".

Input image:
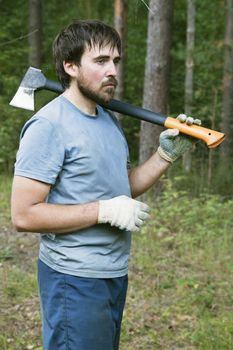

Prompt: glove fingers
[
  {"left": 131, "top": 225, "right": 140, "bottom": 232},
  {"left": 135, "top": 218, "right": 143, "bottom": 227},
  {"left": 124, "top": 219, "right": 140, "bottom": 232},
  {"left": 176, "top": 113, "right": 187, "bottom": 123},
  {"left": 194, "top": 118, "right": 201, "bottom": 125},
  {"left": 186, "top": 117, "right": 194, "bottom": 125},
  {"left": 138, "top": 202, "right": 150, "bottom": 213},
  {"left": 138, "top": 211, "right": 150, "bottom": 220},
  {"left": 99, "top": 195, "right": 150, "bottom": 232},
  {"left": 177, "top": 114, "right": 202, "bottom": 126},
  {"left": 177, "top": 115, "right": 194, "bottom": 125},
  {"left": 161, "top": 128, "right": 179, "bottom": 139}
]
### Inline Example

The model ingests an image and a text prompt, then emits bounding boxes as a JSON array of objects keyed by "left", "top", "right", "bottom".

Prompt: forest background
[
  {"left": 0, "top": 0, "right": 233, "bottom": 349},
  {"left": 0, "top": 0, "right": 232, "bottom": 196}
]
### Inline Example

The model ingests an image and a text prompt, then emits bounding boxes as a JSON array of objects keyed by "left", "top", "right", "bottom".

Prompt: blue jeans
[{"left": 38, "top": 259, "right": 128, "bottom": 350}]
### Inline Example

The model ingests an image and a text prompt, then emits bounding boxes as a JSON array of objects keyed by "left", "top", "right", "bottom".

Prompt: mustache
[{"left": 102, "top": 78, "right": 118, "bottom": 87}]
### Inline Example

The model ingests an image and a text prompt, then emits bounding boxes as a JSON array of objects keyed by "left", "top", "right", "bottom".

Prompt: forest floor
[{"left": 1, "top": 175, "right": 233, "bottom": 350}]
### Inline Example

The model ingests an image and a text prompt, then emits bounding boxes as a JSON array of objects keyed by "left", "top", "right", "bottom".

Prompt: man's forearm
[
  {"left": 12, "top": 201, "right": 99, "bottom": 234},
  {"left": 128, "top": 151, "right": 170, "bottom": 198},
  {"left": 11, "top": 176, "right": 99, "bottom": 234}
]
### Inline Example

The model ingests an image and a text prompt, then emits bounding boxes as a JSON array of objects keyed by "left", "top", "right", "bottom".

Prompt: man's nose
[{"left": 106, "top": 61, "right": 118, "bottom": 77}]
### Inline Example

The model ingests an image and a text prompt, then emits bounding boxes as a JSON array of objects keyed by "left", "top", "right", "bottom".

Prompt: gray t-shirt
[{"left": 15, "top": 95, "right": 132, "bottom": 278}]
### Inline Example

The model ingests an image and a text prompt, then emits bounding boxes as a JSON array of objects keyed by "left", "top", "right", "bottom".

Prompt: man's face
[{"left": 75, "top": 44, "right": 121, "bottom": 104}]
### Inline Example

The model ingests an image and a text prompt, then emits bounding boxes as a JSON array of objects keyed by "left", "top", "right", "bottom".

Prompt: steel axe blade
[
  {"left": 10, "top": 67, "right": 46, "bottom": 110},
  {"left": 10, "top": 67, "right": 63, "bottom": 111}
]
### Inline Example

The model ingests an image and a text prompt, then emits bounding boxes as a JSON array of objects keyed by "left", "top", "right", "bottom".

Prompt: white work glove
[
  {"left": 98, "top": 195, "right": 150, "bottom": 232},
  {"left": 158, "top": 114, "right": 202, "bottom": 163}
]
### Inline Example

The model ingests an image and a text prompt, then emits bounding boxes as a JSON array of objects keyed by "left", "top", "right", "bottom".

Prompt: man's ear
[{"left": 63, "top": 61, "right": 79, "bottom": 78}]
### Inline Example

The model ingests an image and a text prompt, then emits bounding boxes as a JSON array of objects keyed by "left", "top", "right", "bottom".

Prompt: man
[{"left": 11, "top": 20, "right": 199, "bottom": 350}]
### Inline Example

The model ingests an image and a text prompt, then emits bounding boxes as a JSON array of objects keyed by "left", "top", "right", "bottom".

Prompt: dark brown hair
[{"left": 53, "top": 20, "right": 121, "bottom": 89}]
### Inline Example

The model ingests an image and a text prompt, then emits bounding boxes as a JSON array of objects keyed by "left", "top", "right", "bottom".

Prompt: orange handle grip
[{"left": 164, "top": 117, "right": 225, "bottom": 149}]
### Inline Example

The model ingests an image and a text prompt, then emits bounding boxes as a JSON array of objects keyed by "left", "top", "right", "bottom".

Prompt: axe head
[{"left": 10, "top": 67, "right": 46, "bottom": 111}]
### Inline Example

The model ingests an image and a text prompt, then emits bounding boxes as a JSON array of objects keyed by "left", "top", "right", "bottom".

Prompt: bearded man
[{"left": 11, "top": 20, "right": 199, "bottom": 350}]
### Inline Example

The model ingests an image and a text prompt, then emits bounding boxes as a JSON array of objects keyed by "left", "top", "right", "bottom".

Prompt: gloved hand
[
  {"left": 98, "top": 195, "right": 150, "bottom": 232},
  {"left": 158, "top": 114, "right": 202, "bottom": 163}
]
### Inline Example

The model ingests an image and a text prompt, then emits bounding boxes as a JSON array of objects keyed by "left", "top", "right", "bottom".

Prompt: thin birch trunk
[
  {"left": 183, "top": 0, "right": 195, "bottom": 172},
  {"left": 207, "top": 89, "right": 218, "bottom": 191},
  {"left": 221, "top": 0, "right": 233, "bottom": 159},
  {"left": 114, "top": 0, "right": 128, "bottom": 121},
  {"left": 114, "top": 0, "right": 127, "bottom": 101}
]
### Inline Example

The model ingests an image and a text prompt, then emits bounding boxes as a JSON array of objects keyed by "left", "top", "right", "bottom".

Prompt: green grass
[
  {"left": 120, "top": 182, "right": 233, "bottom": 349},
  {"left": 1, "top": 176, "right": 233, "bottom": 349},
  {"left": 0, "top": 174, "right": 12, "bottom": 224}
]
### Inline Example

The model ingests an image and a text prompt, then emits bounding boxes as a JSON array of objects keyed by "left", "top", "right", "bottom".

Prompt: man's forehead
[{"left": 84, "top": 44, "right": 120, "bottom": 58}]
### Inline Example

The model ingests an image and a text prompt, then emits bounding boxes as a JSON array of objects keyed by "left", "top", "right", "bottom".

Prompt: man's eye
[
  {"left": 114, "top": 59, "right": 120, "bottom": 66},
  {"left": 97, "top": 59, "right": 106, "bottom": 65}
]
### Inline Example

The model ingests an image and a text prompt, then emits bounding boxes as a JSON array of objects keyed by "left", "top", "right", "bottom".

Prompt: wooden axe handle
[
  {"left": 101, "top": 99, "right": 225, "bottom": 149},
  {"left": 164, "top": 118, "right": 224, "bottom": 149}
]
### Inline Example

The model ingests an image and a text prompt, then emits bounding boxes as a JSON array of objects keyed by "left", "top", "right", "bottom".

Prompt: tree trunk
[
  {"left": 114, "top": 0, "right": 128, "bottom": 120},
  {"left": 221, "top": 0, "right": 233, "bottom": 158},
  {"left": 139, "top": 0, "right": 174, "bottom": 165},
  {"left": 208, "top": 88, "right": 218, "bottom": 192},
  {"left": 183, "top": 0, "right": 195, "bottom": 172},
  {"left": 29, "top": 0, "right": 42, "bottom": 68}
]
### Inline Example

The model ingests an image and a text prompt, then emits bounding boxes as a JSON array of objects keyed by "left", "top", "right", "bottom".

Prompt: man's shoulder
[
  {"left": 20, "top": 96, "right": 64, "bottom": 138},
  {"left": 34, "top": 95, "right": 63, "bottom": 119}
]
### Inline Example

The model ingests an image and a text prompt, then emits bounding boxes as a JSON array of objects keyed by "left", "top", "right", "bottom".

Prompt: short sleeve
[{"left": 14, "top": 117, "right": 65, "bottom": 185}]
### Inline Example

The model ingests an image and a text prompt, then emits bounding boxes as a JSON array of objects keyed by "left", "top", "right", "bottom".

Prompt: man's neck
[{"left": 63, "top": 85, "right": 97, "bottom": 116}]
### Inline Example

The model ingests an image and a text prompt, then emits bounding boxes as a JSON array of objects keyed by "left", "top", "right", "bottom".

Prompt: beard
[{"left": 76, "top": 76, "right": 117, "bottom": 105}]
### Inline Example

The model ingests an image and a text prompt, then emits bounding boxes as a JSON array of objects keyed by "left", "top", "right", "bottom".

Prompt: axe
[{"left": 10, "top": 67, "right": 225, "bottom": 148}]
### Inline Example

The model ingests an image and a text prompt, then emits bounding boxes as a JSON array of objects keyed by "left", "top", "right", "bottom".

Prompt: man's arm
[
  {"left": 129, "top": 115, "right": 202, "bottom": 199},
  {"left": 128, "top": 151, "right": 170, "bottom": 198},
  {"left": 11, "top": 176, "right": 99, "bottom": 234},
  {"left": 11, "top": 176, "right": 150, "bottom": 233}
]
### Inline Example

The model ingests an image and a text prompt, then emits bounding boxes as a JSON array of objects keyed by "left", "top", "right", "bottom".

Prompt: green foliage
[
  {"left": 122, "top": 181, "right": 233, "bottom": 349},
  {"left": 151, "top": 178, "right": 233, "bottom": 246},
  {"left": 0, "top": 175, "right": 12, "bottom": 223},
  {"left": 167, "top": 146, "right": 233, "bottom": 197},
  {"left": 171, "top": 0, "right": 225, "bottom": 125},
  {"left": 121, "top": 1, "right": 148, "bottom": 161},
  {"left": 2, "top": 266, "right": 36, "bottom": 299},
  {"left": 169, "top": 0, "right": 230, "bottom": 197},
  {"left": 0, "top": 0, "right": 232, "bottom": 194},
  {"left": 0, "top": 0, "right": 30, "bottom": 173}
]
